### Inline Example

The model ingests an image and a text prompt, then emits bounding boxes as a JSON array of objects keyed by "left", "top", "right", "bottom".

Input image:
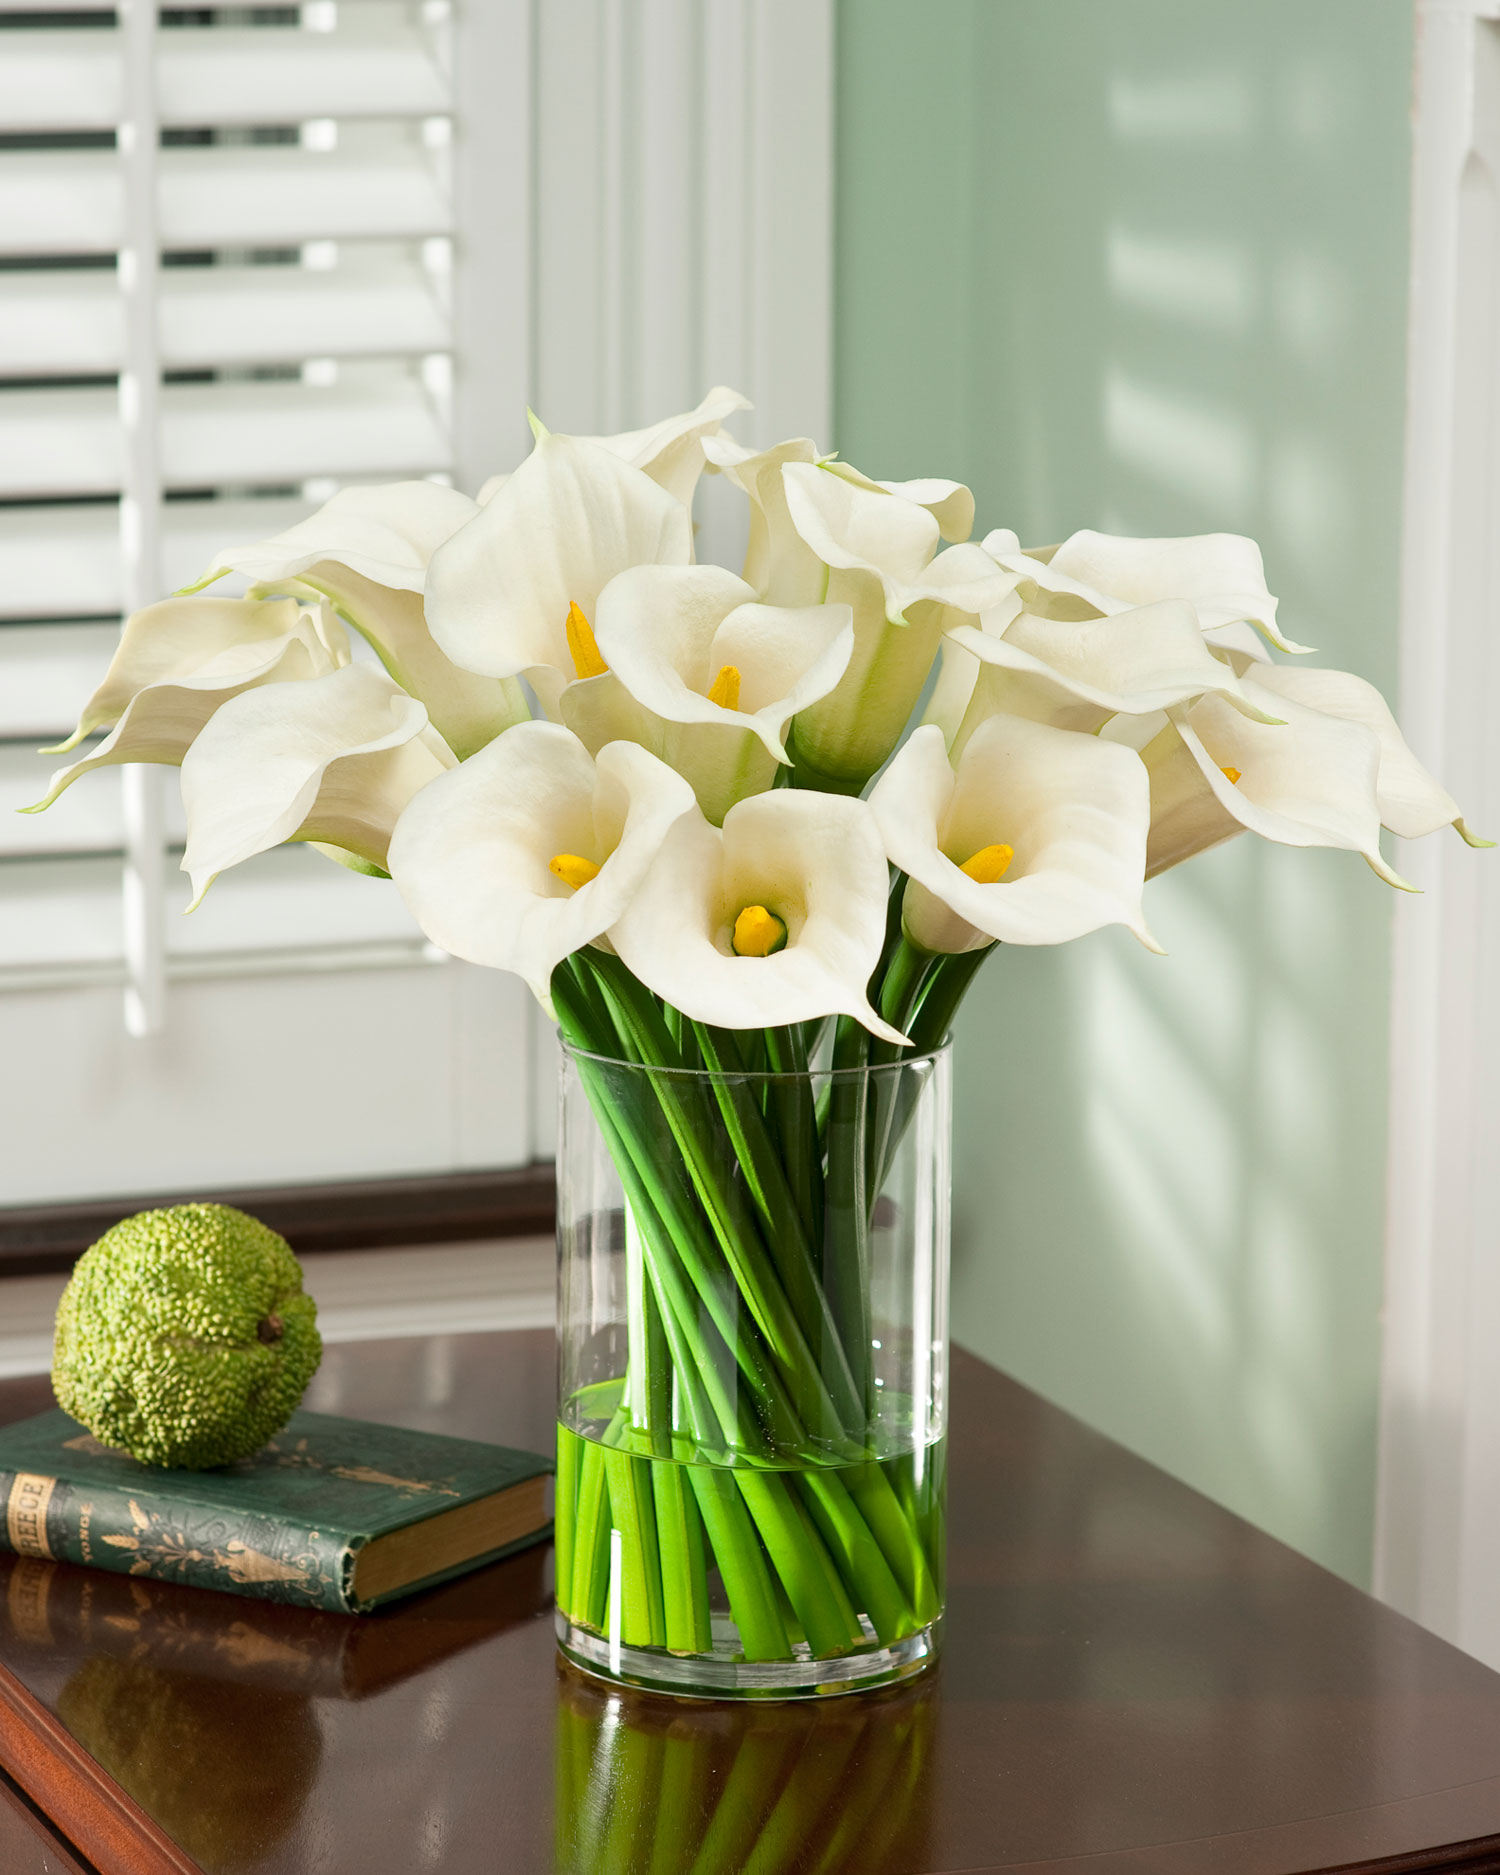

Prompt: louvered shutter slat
[
  {"left": 1, "top": 25, "right": 449, "bottom": 133},
  {"left": 1, "top": 258, "right": 449, "bottom": 376},
  {"left": 0, "top": 498, "right": 318, "bottom": 628},
  {"left": 0, "top": 143, "right": 450, "bottom": 258},
  {"left": 0, "top": 846, "right": 421, "bottom": 971}
]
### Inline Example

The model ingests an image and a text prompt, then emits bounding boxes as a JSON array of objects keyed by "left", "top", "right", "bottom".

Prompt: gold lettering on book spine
[{"left": 6, "top": 1474, "right": 56, "bottom": 1560}]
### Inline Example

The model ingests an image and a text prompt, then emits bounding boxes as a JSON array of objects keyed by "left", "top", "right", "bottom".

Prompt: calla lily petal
[
  {"left": 270, "top": 571, "right": 527, "bottom": 761},
  {"left": 610, "top": 790, "right": 906, "bottom": 1042},
  {"left": 1246, "top": 661, "right": 1489, "bottom": 846},
  {"left": 46, "top": 594, "right": 345, "bottom": 752},
  {"left": 593, "top": 565, "right": 854, "bottom": 758},
  {"left": 1143, "top": 683, "right": 1411, "bottom": 886},
  {"left": 425, "top": 433, "right": 693, "bottom": 715},
  {"left": 984, "top": 526, "right": 1309, "bottom": 654},
  {"left": 871, "top": 720, "right": 1159, "bottom": 954},
  {"left": 179, "top": 663, "right": 455, "bottom": 905},
  {"left": 578, "top": 385, "right": 752, "bottom": 508},
  {"left": 386, "top": 722, "right": 698, "bottom": 1004},
  {"left": 780, "top": 467, "right": 1018, "bottom": 787},
  {"left": 823, "top": 461, "right": 975, "bottom": 543},
  {"left": 24, "top": 597, "right": 345, "bottom": 811},
  {"left": 701, "top": 433, "right": 825, "bottom": 604},
  {"left": 943, "top": 598, "right": 1281, "bottom": 748},
  {"left": 190, "top": 483, "right": 524, "bottom": 760},
  {"left": 193, "top": 481, "right": 479, "bottom": 594},
  {"left": 564, "top": 564, "right": 855, "bottom": 824}
]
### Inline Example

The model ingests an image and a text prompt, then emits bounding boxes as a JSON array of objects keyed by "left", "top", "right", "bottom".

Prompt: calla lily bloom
[
  {"left": 701, "top": 434, "right": 825, "bottom": 604},
  {"left": 482, "top": 387, "right": 751, "bottom": 509},
  {"left": 577, "top": 385, "right": 752, "bottom": 508},
  {"left": 190, "top": 482, "right": 525, "bottom": 761},
  {"left": 1140, "top": 687, "right": 1407, "bottom": 885},
  {"left": 179, "top": 662, "right": 455, "bottom": 906},
  {"left": 561, "top": 564, "right": 855, "bottom": 824},
  {"left": 871, "top": 719, "right": 1159, "bottom": 954},
  {"left": 931, "top": 596, "right": 1279, "bottom": 754},
  {"left": 386, "top": 722, "right": 697, "bottom": 1004},
  {"left": 426, "top": 433, "right": 693, "bottom": 719},
  {"left": 982, "top": 526, "right": 1309, "bottom": 655},
  {"left": 1138, "top": 657, "right": 1489, "bottom": 882},
  {"left": 822, "top": 460, "right": 975, "bottom": 543},
  {"left": 610, "top": 789, "right": 907, "bottom": 1042},
  {"left": 1238, "top": 660, "right": 1489, "bottom": 849},
  {"left": 778, "top": 464, "right": 1016, "bottom": 789},
  {"left": 23, "top": 595, "right": 347, "bottom": 813}
]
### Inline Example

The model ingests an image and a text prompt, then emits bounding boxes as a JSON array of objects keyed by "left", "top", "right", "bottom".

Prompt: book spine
[{"left": 0, "top": 1467, "right": 358, "bottom": 1613}]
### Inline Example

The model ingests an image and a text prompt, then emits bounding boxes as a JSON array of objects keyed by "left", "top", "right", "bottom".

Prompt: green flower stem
[
  {"left": 847, "top": 1460, "right": 939, "bottom": 1625},
  {"left": 762, "top": 1024, "right": 825, "bottom": 1253},
  {"left": 820, "top": 1015, "right": 874, "bottom": 1403},
  {"left": 651, "top": 1460, "right": 712, "bottom": 1655},
  {"left": 734, "top": 1471, "right": 863, "bottom": 1657},
  {"left": 690, "top": 1020, "right": 864, "bottom": 1440},
  {"left": 554, "top": 963, "right": 798, "bottom": 1458},
  {"left": 795, "top": 1469, "right": 913, "bottom": 1644},
  {"left": 686, "top": 1468, "right": 791, "bottom": 1662},
  {"left": 602, "top": 1446, "right": 667, "bottom": 1648},
  {"left": 568, "top": 1430, "right": 615, "bottom": 1632},
  {"left": 584, "top": 954, "right": 857, "bottom": 1458}
]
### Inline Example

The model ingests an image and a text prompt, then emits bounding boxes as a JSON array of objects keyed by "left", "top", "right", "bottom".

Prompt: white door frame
[{"left": 1375, "top": 0, "right": 1500, "bottom": 1663}]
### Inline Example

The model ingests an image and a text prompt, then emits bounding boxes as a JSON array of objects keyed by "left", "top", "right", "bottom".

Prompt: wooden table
[{"left": 4, "top": 1330, "right": 1500, "bottom": 1874}]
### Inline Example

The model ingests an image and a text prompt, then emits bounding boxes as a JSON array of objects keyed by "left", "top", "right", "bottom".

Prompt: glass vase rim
[{"left": 559, "top": 1034, "right": 953, "bottom": 1084}]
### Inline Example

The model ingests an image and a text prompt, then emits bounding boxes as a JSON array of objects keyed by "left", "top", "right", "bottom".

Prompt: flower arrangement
[{"left": 27, "top": 385, "right": 1485, "bottom": 1688}]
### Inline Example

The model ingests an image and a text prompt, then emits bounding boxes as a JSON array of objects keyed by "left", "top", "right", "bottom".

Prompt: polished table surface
[{"left": 4, "top": 1329, "right": 1500, "bottom": 1874}]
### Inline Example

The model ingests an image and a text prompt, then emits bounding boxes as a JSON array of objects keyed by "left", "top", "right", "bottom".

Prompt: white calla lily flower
[
  {"left": 1142, "top": 657, "right": 1490, "bottom": 881},
  {"left": 872, "top": 720, "right": 1159, "bottom": 954},
  {"left": 425, "top": 433, "right": 693, "bottom": 718},
  {"left": 701, "top": 433, "right": 825, "bottom": 604},
  {"left": 179, "top": 662, "right": 455, "bottom": 905},
  {"left": 386, "top": 722, "right": 697, "bottom": 1004},
  {"left": 1142, "top": 683, "right": 1410, "bottom": 885},
  {"left": 574, "top": 385, "right": 752, "bottom": 508},
  {"left": 822, "top": 461, "right": 975, "bottom": 543},
  {"left": 933, "top": 597, "right": 1280, "bottom": 753},
  {"left": 610, "top": 790, "right": 907, "bottom": 1042},
  {"left": 560, "top": 564, "right": 855, "bottom": 824},
  {"left": 982, "top": 525, "right": 1309, "bottom": 654},
  {"left": 779, "top": 465, "right": 1017, "bottom": 788},
  {"left": 1239, "top": 661, "right": 1490, "bottom": 848},
  {"left": 24, "top": 595, "right": 347, "bottom": 812},
  {"left": 190, "top": 482, "right": 525, "bottom": 760}
]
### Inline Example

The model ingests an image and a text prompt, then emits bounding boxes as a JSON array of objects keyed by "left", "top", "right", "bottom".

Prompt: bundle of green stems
[{"left": 552, "top": 876, "right": 991, "bottom": 1663}]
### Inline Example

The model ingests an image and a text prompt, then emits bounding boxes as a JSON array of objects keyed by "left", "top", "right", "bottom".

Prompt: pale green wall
[{"left": 835, "top": 0, "right": 1413, "bottom": 1583}]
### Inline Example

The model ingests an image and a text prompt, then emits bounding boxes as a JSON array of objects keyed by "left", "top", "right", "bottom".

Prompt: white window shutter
[{"left": 0, "top": 0, "right": 832, "bottom": 1207}]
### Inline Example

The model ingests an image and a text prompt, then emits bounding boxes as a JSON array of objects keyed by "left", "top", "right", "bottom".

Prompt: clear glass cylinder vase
[{"left": 554, "top": 1038, "right": 951, "bottom": 1700}]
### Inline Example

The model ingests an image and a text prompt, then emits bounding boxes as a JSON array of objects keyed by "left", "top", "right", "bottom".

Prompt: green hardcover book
[{"left": 0, "top": 1408, "right": 553, "bottom": 1615}]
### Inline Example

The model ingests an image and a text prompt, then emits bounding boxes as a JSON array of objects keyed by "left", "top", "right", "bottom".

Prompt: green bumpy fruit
[{"left": 52, "top": 1203, "right": 322, "bottom": 1470}]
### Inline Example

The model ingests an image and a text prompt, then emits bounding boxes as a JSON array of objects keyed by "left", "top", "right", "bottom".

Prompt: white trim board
[
  {"left": 1375, "top": 0, "right": 1500, "bottom": 1663},
  {"left": 0, "top": 1237, "right": 556, "bottom": 1380}
]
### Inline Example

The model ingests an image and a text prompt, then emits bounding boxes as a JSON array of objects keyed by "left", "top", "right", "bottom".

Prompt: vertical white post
[
  {"left": 117, "top": 0, "right": 166, "bottom": 1038},
  {"left": 1376, "top": 0, "right": 1500, "bottom": 1662},
  {"left": 450, "top": 0, "right": 535, "bottom": 492}
]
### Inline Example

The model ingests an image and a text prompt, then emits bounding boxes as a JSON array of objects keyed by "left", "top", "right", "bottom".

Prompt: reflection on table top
[{"left": 4, "top": 1328, "right": 1500, "bottom": 1875}]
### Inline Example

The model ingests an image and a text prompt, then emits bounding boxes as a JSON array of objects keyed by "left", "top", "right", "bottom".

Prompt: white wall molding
[
  {"left": 0, "top": 1238, "right": 556, "bottom": 1380},
  {"left": 1376, "top": 0, "right": 1500, "bottom": 1661}
]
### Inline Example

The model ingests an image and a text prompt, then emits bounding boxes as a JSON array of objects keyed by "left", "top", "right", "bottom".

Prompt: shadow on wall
[{"left": 836, "top": 0, "right": 1412, "bottom": 1584}]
